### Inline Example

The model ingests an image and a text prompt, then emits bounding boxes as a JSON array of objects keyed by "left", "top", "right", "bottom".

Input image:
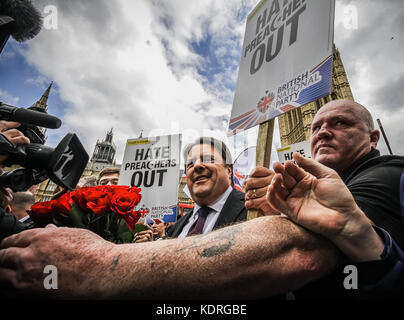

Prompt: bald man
[
  {"left": 245, "top": 99, "right": 404, "bottom": 297},
  {"left": 246, "top": 99, "right": 404, "bottom": 247}
]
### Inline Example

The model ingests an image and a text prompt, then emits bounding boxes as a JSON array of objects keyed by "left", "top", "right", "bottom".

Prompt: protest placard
[
  {"left": 277, "top": 140, "right": 311, "bottom": 164},
  {"left": 119, "top": 134, "right": 181, "bottom": 223},
  {"left": 229, "top": 0, "right": 335, "bottom": 136}
]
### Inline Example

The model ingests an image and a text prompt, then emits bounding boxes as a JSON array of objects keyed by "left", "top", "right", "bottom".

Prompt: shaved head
[
  {"left": 317, "top": 100, "right": 374, "bottom": 131},
  {"left": 310, "top": 99, "right": 380, "bottom": 173}
]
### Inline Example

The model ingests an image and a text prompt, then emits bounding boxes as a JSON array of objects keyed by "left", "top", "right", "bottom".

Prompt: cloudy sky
[{"left": 0, "top": 0, "right": 403, "bottom": 168}]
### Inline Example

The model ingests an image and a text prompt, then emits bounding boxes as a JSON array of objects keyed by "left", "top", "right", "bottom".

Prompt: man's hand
[
  {"left": 267, "top": 153, "right": 384, "bottom": 261},
  {"left": 244, "top": 166, "right": 278, "bottom": 215},
  {"left": 0, "top": 121, "right": 30, "bottom": 163},
  {"left": 0, "top": 226, "right": 116, "bottom": 298},
  {"left": 133, "top": 227, "right": 154, "bottom": 243},
  {"left": 0, "top": 121, "right": 30, "bottom": 147}
]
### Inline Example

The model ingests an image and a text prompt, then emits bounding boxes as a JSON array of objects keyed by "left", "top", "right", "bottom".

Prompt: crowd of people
[{"left": 0, "top": 99, "right": 403, "bottom": 299}]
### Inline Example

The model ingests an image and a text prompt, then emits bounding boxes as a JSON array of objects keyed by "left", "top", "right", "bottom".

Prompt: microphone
[
  {"left": 0, "top": 0, "right": 43, "bottom": 42},
  {"left": 0, "top": 103, "right": 62, "bottom": 129}
]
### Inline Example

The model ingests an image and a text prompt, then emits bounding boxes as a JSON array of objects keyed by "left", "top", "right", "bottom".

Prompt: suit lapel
[
  {"left": 171, "top": 210, "right": 193, "bottom": 237},
  {"left": 213, "top": 189, "right": 245, "bottom": 229}
]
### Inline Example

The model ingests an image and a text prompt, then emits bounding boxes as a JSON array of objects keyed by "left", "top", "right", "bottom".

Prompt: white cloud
[
  {"left": 25, "top": 75, "right": 53, "bottom": 90},
  {"left": 0, "top": 89, "right": 20, "bottom": 105},
  {"left": 21, "top": 0, "right": 257, "bottom": 163}
]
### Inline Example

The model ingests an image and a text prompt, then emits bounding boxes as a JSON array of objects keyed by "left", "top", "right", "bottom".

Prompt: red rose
[
  {"left": 71, "top": 187, "right": 112, "bottom": 215},
  {"left": 123, "top": 210, "right": 141, "bottom": 231},
  {"left": 110, "top": 186, "right": 131, "bottom": 193},
  {"left": 49, "top": 192, "right": 73, "bottom": 215},
  {"left": 69, "top": 185, "right": 141, "bottom": 219},
  {"left": 128, "top": 186, "right": 142, "bottom": 201},
  {"left": 108, "top": 186, "right": 141, "bottom": 199},
  {"left": 110, "top": 190, "right": 141, "bottom": 216},
  {"left": 70, "top": 187, "right": 92, "bottom": 208},
  {"left": 86, "top": 195, "right": 111, "bottom": 215},
  {"left": 28, "top": 201, "right": 53, "bottom": 223}
]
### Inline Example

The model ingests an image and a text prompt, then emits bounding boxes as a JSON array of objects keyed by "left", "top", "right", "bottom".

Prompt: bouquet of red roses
[{"left": 28, "top": 185, "right": 142, "bottom": 243}]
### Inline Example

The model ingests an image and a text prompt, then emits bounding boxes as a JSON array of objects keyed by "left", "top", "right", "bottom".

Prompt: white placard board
[
  {"left": 229, "top": 0, "right": 335, "bottom": 136},
  {"left": 277, "top": 140, "right": 311, "bottom": 164},
  {"left": 119, "top": 134, "right": 181, "bottom": 223}
]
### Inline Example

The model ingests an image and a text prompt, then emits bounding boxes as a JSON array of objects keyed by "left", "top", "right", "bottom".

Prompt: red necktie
[{"left": 187, "top": 206, "right": 210, "bottom": 236}]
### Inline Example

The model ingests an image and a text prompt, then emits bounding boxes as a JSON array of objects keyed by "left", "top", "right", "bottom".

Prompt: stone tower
[
  {"left": 91, "top": 128, "right": 116, "bottom": 165},
  {"left": 278, "top": 46, "right": 354, "bottom": 147}
]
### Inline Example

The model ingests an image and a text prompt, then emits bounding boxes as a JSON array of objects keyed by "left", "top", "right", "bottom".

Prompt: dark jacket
[
  {"left": 167, "top": 189, "right": 247, "bottom": 238},
  {"left": 0, "top": 208, "right": 32, "bottom": 241}
]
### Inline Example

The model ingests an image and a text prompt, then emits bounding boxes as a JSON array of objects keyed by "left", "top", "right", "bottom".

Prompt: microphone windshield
[
  {"left": 0, "top": 0, "right": 43, "bottom": 42},
  {"left": 14, "top": 107, "right": 61, "bottom": 129}
]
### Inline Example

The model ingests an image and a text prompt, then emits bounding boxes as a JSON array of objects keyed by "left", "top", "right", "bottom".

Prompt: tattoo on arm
[
  {"left": 200, "top": 241, "right": 234, "bottom": 258},
  {"left": 149, "top": 252, "right": 158, "bottom": 270},
  {"left": 178, "top": 223, "right": 245, "bottom": 258},
  {"left": 110, "top": 254, "right": 120, "bottom": 272}
]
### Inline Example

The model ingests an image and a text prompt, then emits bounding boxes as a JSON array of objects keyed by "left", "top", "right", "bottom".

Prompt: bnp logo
[
  {"left": 256, "top": 90, "right": 274, "bottom": 114},
  {"left": 139, "top": 206, "right": 150, "bottom": 217}
]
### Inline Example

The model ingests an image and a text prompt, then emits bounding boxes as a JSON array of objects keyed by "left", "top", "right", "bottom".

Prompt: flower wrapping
[{"left": 28, "top": 185, "right": 142, "bottom": 243}]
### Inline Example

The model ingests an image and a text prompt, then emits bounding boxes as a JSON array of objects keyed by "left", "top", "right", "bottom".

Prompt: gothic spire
[
  {"left": 105, "top": 128, "right": 113, "bottom": 143},
  {"left": 29, "top": 81, "right": 53, "bottom": 112}
]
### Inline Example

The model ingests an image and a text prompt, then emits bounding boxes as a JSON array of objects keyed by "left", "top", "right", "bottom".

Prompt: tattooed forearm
[
  {"left": 177, "top": 223, "right": 244, "bottom": 258},
  {"left": 200, "top": 242, "right": 234, "bottom": 258},
  {"left": 149, "top": 251, "right": 159, "bottom": 270},
  {"left": 110, "top": 254, "right": 120, "bottom": 272}
]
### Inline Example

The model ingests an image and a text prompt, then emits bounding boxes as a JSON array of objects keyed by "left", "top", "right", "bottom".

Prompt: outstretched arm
[
  {"left": 267, "top": 153, "right": 384, "bottom": 262},
  {"left": 0, "top": 215, "right": 339, "bottom": 299}
]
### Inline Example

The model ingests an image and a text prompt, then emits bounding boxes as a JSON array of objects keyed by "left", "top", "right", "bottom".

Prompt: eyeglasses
[{"left": 185, "top": 154, "right": 224, "bottom": 171}]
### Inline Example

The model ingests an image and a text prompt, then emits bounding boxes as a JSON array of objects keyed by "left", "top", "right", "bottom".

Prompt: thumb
[
  {"left": 293, "top": 153, "right": 337, "bottom": 179},
  {"left": 45, "top": 224, "right": 57, "bottom": 228}
]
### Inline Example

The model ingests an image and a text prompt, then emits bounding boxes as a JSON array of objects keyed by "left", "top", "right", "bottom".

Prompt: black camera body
[{"left": 0, "top": 103, "right": 89, "bottom": 192}]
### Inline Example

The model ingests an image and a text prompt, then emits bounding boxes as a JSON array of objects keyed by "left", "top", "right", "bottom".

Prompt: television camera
[{"left": 0, "top": 102, "right": 89, "bottom": 192}]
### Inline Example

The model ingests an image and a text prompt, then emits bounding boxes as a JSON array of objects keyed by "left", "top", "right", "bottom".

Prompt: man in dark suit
[{"left": 167, "top": 137, "right": 247, "bottom": 238}]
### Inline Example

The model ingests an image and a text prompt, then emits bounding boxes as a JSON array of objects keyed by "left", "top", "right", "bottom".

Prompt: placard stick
[
  {"left": 377, "top": 119, "right": 393, "bottom": 155},
  {"left": 247, "top": 118, "right": 274, "bottom": 220}
]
